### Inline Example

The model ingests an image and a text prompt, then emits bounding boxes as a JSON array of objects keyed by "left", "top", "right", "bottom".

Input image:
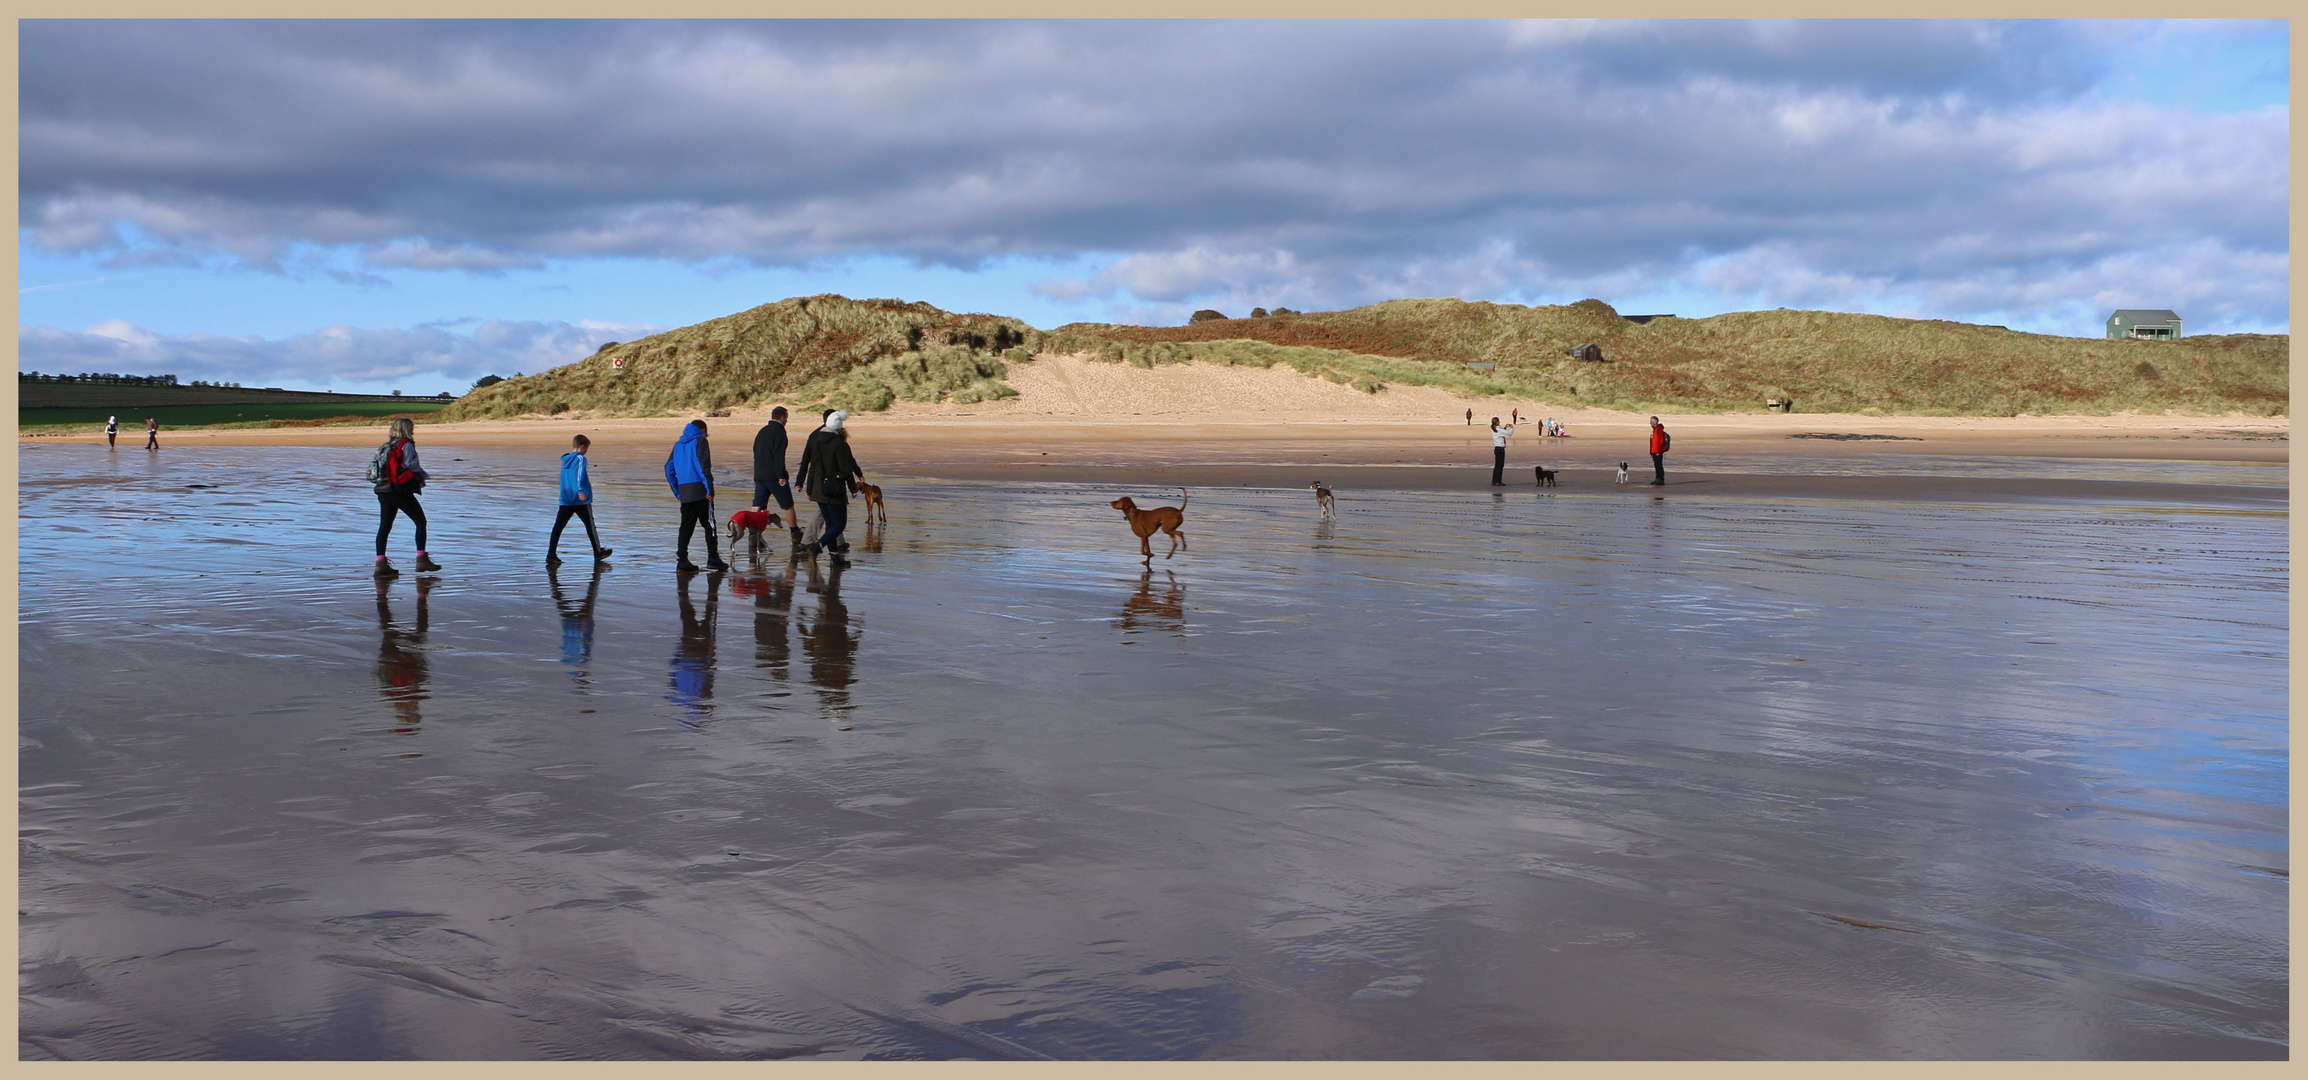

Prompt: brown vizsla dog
[
  {"left": 855, "top": 481, "right": 887, "bottom": 524},
  {"left": 1110, "top": 487, "right": 1189, "bottom": 562}
]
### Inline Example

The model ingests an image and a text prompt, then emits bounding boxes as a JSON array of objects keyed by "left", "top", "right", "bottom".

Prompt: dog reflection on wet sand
[{"left": 1119, "top": 569, "right": 1185, "bottom": 636}]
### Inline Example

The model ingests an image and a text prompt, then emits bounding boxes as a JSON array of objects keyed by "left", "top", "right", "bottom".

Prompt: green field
[{"left": 19, "top": 400, "right": 448, "bottom": 432}]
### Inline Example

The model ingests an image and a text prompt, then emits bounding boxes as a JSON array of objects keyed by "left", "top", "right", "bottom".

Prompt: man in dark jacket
[
  {"left": 751, "top": 407, "right": 804, "bottom": 546},
  {"left": 794, "top": 409, "right": 862, "bottom": 567},
  {"left": 665, "top": 419, "right": 728, "bottom": 572}
]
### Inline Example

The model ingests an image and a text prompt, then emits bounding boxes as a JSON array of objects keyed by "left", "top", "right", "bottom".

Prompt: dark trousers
[
  {"left": 817, "top": 500, "right": 850, "bottom": 551},
  {"left": 1652, "top": 453, "right": 1666, "bottom": 484},
  {"left": 549, "top": 504, "right": 601, "bottom": 556},
  {"left": 376, "top": 490, "right": 427, "bottom": 555},
  {"left": 1491, "top": 446, "right": 1506, "bottom": 485},
  {"left": 677, "top": 499, "right": 720, "bottom": 561},
  {"left": 752, "top": 479, "right": 794, "bottom": 513}
]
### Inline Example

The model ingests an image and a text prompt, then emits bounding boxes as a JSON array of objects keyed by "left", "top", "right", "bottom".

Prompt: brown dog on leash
[
  {"left": 855, "top": 481, "right": 887, "bottom": 524},
  {"left": 1110, "top": 487, "right": 1189, "bottom": 561}
]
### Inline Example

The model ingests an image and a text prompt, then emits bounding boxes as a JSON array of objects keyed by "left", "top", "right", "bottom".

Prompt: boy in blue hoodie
[
  {"left": 548, "top": 434, "right": 614, "bottom": 566},
  {"left": 665, "top": 419, "right": 728, "bottom": 572}
]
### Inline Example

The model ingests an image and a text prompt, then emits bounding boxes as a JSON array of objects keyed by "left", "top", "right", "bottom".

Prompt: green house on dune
[{"left": 2107, "top": 309, "right": 2183, "bottom": 340}]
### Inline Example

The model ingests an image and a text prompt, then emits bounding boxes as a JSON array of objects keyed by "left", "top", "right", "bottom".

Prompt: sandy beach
[{"left": 24, "top": 356, "right": 2288, "bottom": 506}]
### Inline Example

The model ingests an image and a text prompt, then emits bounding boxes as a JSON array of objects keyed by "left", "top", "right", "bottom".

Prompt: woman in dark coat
[{"left": 794, "top": 409, "right": 863, "bottom": 566}]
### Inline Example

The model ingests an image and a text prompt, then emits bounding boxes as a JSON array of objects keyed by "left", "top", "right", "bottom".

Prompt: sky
[{"left": 17, "top": 18, "right": 2291, "bottom": 396}]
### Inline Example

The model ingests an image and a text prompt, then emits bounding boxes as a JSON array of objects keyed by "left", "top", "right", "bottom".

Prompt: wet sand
[
  {"left": 16, "top": 440, "right": 2289, "bottom": 1059},
  {"left": 23, "top": 408, "right": 2288, "bottom": 509}
]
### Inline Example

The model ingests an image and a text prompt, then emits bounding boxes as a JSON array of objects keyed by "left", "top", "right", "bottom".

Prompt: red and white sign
[{"left": 610, "top": 356, "right": 626, "bottom": 370}]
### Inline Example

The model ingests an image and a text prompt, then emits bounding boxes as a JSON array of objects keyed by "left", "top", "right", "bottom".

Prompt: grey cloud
[
  {"left": 362, "top": 240, "right": 546, "bottom": 273},
  {"left": 17, "top": 317, "right": 659, "bottom": 393},
  {"left": 19, "top": 19, "right": 2289, "bottom": 331}
]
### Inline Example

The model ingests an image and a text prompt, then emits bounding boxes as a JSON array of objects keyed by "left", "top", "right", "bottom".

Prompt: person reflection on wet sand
[
  {"left": 375, "top": 575, "right": 433, "bottom": 734},
  {"left": 1118, "top": 568, "right": 1185, "bottom": 636},
  {"left": 549, "top": 562, "right": 606, "bottom": 692},
  {"left": 669, "top": 569, "right": 720, "bottom": 724},
  {"left": 800, "top": 557, "right": 859, "bottom": 722},
  {"left": 728, "top": 558, "right": 797, "bottom": 683}
]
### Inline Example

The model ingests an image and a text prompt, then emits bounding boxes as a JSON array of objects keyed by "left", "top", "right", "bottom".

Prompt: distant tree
[
  {"left": 392, "top": 389, "right": 402, "bottom": 396},
  {"left": 1189, "top": 309, "right": 1228, "bottom": 323},
  {"left": 1271, "top": 307, "right": 1299, "bottom": 316},
  {"left": 1250, "top": 307, "right": 1269, "bottom": 318},
  {"left": 473, "top": 374, "right": 504, "bottom": 389}
]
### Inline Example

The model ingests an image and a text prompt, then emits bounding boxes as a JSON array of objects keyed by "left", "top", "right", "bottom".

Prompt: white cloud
[
  {"left": 15, "top": 19, "right": 2289, "bottom": 333},
  {"left": 17, "top": 316, "right": 664, "bottom": 394},
  {"left": 362, "top": 240, "right": 545, "bottom": 273}
]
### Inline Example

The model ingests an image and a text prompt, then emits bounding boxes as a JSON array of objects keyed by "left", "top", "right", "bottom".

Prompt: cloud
[
  {"left": 361, "top": 240, "right": 546, "bottom": 273},
  {"left": 18, "top": 316, "right": 663, "bottom": 393},
  {"left": 17, "top": 19, "right": 2290, "bottom": 331}
]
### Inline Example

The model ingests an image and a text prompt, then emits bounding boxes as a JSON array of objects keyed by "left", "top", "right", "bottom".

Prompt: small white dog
[{"left": 1615, "top": 462, "right": 1631, "bottom": 485}]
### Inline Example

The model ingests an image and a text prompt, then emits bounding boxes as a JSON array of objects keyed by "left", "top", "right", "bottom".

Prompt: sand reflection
[
  {"left": 373, "top": 576, "right": 431, "bottom": 734},
  {"left": 669, "top": 569, "right": 720, "bottom": 724},
  {"left": 549, "top": 562, "right": 605, "bottom": 692},
  {"left": 801, "top": 559, "right": 858, "bottom": 721}
]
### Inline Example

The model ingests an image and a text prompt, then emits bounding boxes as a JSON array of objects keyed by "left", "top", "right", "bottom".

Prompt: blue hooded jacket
[
  {"left": 664, "top": 422, "right": 713, "bottom": 503},
  {"left": 559, "top": 451, "right": 592, "bottom": 506}
]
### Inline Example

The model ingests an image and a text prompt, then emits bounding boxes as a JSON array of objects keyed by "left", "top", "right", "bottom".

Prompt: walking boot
[{"left": 414, "top": 553, "right": 443, "bottom": 572}]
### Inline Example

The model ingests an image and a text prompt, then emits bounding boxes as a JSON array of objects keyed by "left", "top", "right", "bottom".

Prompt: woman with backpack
[
  {"left": 794, "top": 409, "right": 862, "bottom": 566},
  {"left": 371, "top": 417, "right": 440, "bottom": 576},
  {"left": 1648, "top": 415, "right": 1670, "bottom": 486}
]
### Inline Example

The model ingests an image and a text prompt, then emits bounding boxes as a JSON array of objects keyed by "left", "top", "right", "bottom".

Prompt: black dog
[{"left": 1533, "top": 466, "right": 1558, "bottom": 487}]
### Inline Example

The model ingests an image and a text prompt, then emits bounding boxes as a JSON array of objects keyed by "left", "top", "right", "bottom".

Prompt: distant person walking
[
  {"left": 548, "top": 434, "right": 612, "bottom": 566},
  {"left": 1490, "top": 416, "right": 1513, "bottom": 486},
  {"left": 795, "top": 409, "right": 863, "bottom": 566},
  {"left": 1465, "top": 407, "right": 1474, "bottom": 426},
  {"left": 143, "top": 417, "right": 158, "bottom": 450},
  {"left": 371, "top": 416, "right": 440, "bottom": 576},
  {"left": 752, "top": 406, "right": 803, "bottom": 546},
  {"left": 105, "top": 415, "right": 118, "bottom": 448},
  {"left": 1648, "top": 415, "right": 1670, "bottom": 486},
  {"left": 665, "top": 419, "right": 727, "bottom": 572}
]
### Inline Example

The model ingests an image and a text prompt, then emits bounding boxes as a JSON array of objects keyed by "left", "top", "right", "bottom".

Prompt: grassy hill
[
  {"left": 443, "top": 294, "right": 2289, "bottom": 421},
  {"left": 1041, "top": 299, "right": 2288, "bottom": 417},
  {"left": 444, "top": 294, "right": 1033, "bottom": 421}
]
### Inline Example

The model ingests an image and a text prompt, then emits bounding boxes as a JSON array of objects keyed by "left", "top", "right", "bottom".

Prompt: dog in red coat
[{"left": 726, "top": 507, "right": 781, "bottom": 559}]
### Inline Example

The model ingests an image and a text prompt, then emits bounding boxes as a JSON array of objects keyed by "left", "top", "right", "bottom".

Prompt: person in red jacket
[{"left": 1648, "top": 416, "right": 1669, "bottom": 486}]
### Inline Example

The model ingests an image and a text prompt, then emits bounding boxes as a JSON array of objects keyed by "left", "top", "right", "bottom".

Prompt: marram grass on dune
[{"left": 434, "top": 293, "right": 2292, "bottom": 423}]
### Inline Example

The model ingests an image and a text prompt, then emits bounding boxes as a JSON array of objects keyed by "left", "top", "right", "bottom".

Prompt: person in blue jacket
[
  {"left": 548, "top": 434, "right": 613, "bottom": 566},
  {"left": 664, "top": 419, "right": 728, "bottom": 572}
]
